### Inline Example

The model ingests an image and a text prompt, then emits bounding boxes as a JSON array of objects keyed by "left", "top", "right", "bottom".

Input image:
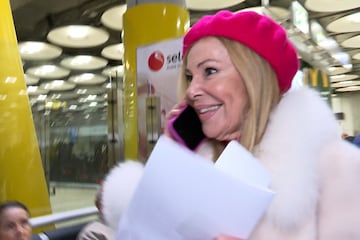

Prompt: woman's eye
[
  {"left": 185, "top": 74, "right": 193, "bottom": 82},
  {"left": 204, "top": 67, "right": 217, "bottom": 76}
]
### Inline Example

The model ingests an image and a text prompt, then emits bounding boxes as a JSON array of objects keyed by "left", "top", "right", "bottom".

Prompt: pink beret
[{"left": 183, "top": 10, "right": 299, "bottom": 93}]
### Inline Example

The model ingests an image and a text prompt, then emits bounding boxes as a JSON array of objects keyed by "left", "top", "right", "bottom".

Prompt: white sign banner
[{"left": 136, "top": 37, "right": 183, "bottom": 159}]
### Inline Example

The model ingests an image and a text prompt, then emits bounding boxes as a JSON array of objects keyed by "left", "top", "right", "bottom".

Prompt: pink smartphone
[{"left": 168, "top": 105, "right": 206, "bottom": 151}]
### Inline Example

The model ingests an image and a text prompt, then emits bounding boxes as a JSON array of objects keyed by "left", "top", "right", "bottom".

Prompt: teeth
[{"left": 199, "top": 105, "right": 220, "bottom": 113}]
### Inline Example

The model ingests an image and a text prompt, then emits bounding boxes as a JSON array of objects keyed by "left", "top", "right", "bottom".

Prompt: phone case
[{"left": 168, "top": 105, "right": 206, "bottom": 151}]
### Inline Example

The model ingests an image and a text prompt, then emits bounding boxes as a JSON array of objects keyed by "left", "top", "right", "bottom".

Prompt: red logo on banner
[{"left": 148, "top": 51, "right": 165, "bottom": 71}]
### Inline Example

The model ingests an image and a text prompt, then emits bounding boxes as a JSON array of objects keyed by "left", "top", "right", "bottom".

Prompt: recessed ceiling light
[
  {"left": 305, "top": 0, "right": 360, "bottom": 12},
  {"left": 327, "top": 66, "right": 352, "bottom": 75},
  {"left": 341, "top": 35, "right": 360, "bottom": 48},
  {"left": 27, "top": 86, "right": 49, "bottom": 95},
  {"left": 353, "top": 53, "right": 360, "bottom": 60},
  {"left": 48, "top": 92, "right": 78, "bottom": 100},
  {"left": 101, "top": 4, "right": 127, "bottom": 31},
  {"left": 185, "top": 0, "right": 245, "bottom": 10},
  {"left": 40, "top": 80, "right": 76, "bottom": 91},
  {"left": 101, "top": 43, "right": 124, "bottom": 61},
  {"left": 327, "top": 12, "right": 360, "bottom": 33},
  {"left": 335, "top": 85, "right": 360, "bottom": 92},
  {"left": 61, "top": 55, "right": 108, "bottom": 70},
  {"left": 47, "top": 25, "right": 109, "bottom": 48},
  {"left": 26, "top": 64, "right": 70, "bottom": 79},
  {"left": 331, "top": 80, "right": 360, "bottom": 88},
  {"left": 102, "top": 65, "right": 124, "bottom": 78},
  {"left": 330, "top": 74, "right": 359, "bottom": 82},
  {"left": 75, "top": 87, "right": 106, "bottom": 95},
  {"left": 18, "top": 41, "right": 62, "bottom": 61},
  {"left": 69, "top": 73, "right": 107, "bottom": 85}
]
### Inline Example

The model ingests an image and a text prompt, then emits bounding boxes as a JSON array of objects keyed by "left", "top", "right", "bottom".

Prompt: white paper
[
  {"left": 116, "top": 136, "right": 274, "bottom": 240},
  {"left": 215, "top": 140, "right": 271, "bottom": 187}
]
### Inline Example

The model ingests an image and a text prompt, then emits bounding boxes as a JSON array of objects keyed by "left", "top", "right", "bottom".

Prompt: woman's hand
[{"left": 163, "top": 101, "right": 187, "bottom": 138}]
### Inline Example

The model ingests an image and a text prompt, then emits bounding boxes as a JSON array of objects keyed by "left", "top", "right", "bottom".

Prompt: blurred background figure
[
  {"left": 0, "top": 201, "right": 32, "bottom": 240},
  {"left": 353, "top": 134, "right": 360, "bottom": 148},
  {"left": 344, "top": 135, "right": 355, "bottom": 143},
  {"left": 77, "top": 184, "right": 114, "bottom": 240}
]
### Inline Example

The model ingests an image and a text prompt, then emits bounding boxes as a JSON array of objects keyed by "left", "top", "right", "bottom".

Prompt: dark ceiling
[{"left": 302, "top": 4, "right": 360, "bottom": 75}]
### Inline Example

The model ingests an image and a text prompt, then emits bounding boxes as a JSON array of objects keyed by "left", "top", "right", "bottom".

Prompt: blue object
[{"left": 353, "top": 134, "right": 360, "bottom": 148}]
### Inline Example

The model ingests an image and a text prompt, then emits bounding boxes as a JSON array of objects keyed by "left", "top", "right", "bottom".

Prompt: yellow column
[
  {"left": 122, "top": 3, "right": 189, "bottom": 159},
  {"left": 0, "top": 0, "right": 52, "bottom": 222}
]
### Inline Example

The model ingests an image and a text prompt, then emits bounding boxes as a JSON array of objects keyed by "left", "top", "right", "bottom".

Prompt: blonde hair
[{"left": 178, "top": 37, "right": 281, "bottom": 152}]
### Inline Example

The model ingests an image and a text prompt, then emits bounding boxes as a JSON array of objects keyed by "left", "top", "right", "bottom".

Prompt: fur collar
[{"left": 254, "top": 88, "right": 340, "bottom": 229}]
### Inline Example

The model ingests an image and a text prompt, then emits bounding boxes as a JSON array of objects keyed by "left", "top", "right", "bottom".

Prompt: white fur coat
[
  {"left": 248, "top": 88, "right": 360, "bottom": 239},
  {"left": 102, "top": 88, "right": 360, "bottom": 240},
  {"left": 102, "top": 160, "right": 144, "bottom": 231}
]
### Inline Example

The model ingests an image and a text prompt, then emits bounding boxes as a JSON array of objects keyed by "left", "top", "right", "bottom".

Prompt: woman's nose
[{"left": 186, "top": 77, "right": 203, "bottom": 101}]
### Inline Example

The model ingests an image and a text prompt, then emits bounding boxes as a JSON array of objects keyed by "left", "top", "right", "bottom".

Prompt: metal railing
[{"left": 30, "top": 207, "right": 98, "bottom": 228}]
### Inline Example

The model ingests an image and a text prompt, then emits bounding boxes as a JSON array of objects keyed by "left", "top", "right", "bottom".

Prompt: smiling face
[
  {"left": 184, "top": 37, "right": 249, "bottom": 142},
  {"left": 0, "top": 207, "right": 31, "bottom": 240}
]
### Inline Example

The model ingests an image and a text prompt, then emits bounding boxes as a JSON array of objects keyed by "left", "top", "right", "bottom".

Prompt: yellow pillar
[
  {"left": 122, "top": 3, "right": 189, "bottom": 159},
  {"left": 0, "top": 0, "right": 52, "bottom": 222},
  {"left": 303, "top": 68, "right": 331, "bottom": 104}
]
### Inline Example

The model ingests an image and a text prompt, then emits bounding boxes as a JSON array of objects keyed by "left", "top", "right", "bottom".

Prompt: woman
[
  {"left": 0, "top": 201, "right": 32, "bottom": 240},
  {"left": 165, "top": 10, "right": 360, "bottom": 240}
]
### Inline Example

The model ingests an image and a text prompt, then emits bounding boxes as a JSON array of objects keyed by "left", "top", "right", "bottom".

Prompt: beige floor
[
  {"left": 50, "top": 185, "right": 97, "bottom": 212},
  {"left": 48, "top": 184, "right": 99, "bottom": 228}
]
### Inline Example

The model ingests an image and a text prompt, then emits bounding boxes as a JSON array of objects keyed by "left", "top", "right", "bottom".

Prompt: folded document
[{"left": 116, "top": 135, "right": 275, "bottom": 240}]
